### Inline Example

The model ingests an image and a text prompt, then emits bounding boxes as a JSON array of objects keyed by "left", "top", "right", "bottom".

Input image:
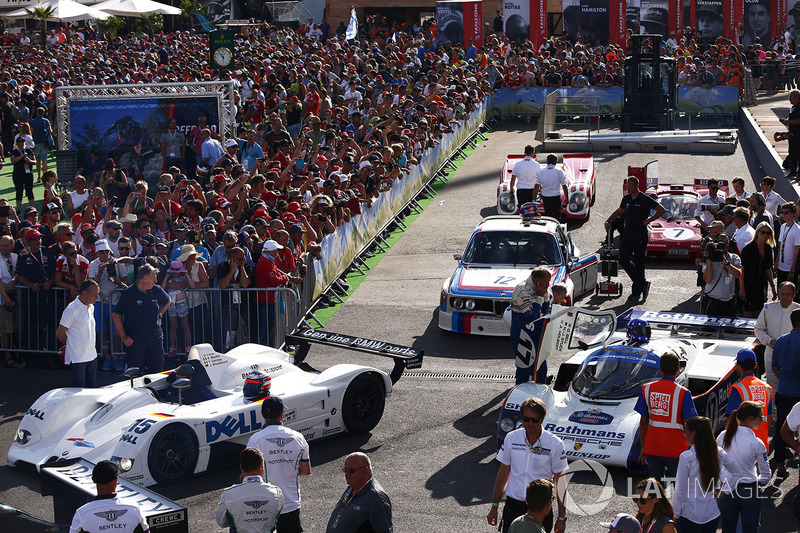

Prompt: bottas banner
[
  {"left": 503, "top": 0, "right": 548, "bottom": 47},
  {"left": 436, "top": 0, "right": 484, "bottom": 47}
]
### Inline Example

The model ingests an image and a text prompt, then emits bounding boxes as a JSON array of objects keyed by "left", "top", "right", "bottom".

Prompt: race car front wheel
[
  {"left": 342, "top": 373, "right": 386, "bottom": 434},
  {"left": 147, "top": 423, "right": 198, "bottom": 485}
]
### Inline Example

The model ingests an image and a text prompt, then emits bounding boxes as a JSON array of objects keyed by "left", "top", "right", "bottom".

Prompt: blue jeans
[
  {"left": 678, "top": 516, "right": 718, "bottom": 533},
  {"left": 718, "top": 487, "right": 762, "bottom": 533},
  {"left": 70, "top": 358, "right": 97, "bottom": 388},
  {"left": 646, "top": 455, "right": 679, "bottom": 488}
]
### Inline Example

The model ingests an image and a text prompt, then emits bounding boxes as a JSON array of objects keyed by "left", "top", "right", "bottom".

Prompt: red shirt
[
  {"left": 56, "top": 254, "right": 90, "bottom": 300},
  {"left": 276, "top": 247, "right": 295, "bottom": 274},
  {"left": 254, "top": 255, "right": 287, "bottom": 304},
  {"left": 304, "top": 91, "right": 321, "bottom": 117}
]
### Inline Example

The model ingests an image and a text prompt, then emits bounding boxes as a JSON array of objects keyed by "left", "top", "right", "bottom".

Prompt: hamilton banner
[{"left": 436, "top": 0, "right": 484, "bottom": 47}]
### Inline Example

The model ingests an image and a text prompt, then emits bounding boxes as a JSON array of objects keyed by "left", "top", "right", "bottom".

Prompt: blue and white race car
[
  {"left": 438, "top": 208, "right": 598, "bottom": 336},
  {"left": 10, "top": 335, "right": 421, "bottom": 486},
  {"left": 496, "top": 308, "right": 754, "bottom": 470}
]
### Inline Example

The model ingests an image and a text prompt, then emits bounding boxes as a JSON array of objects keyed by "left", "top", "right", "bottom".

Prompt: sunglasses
[
  {"left": 118, "top": 247, "right": 130, "bottom": 251},
  {"left": 782, "top": 211, "right": 792, "bottom": 215},
  {"left": 759, "top": 230, "right": 772, "bottom": 235},
  {"left": 633, "top": 496, "right": 654, "bottom": 505},
  {"left": 522, "top": 416, "right": 542, "bottom": 423},
  {"left": 67, "top": 252, "right": 77, "bottom": 257},
  {"left": 341, "top": 466, "right": 366, "bottom": 474}
]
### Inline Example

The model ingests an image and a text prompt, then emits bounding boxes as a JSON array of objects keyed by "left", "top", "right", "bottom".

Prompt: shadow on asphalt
[{"left": 417, "top": 310, "right": 508, "bottom": 361}]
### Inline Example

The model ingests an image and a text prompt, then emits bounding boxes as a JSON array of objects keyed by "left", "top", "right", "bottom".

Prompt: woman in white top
[
  {"left": 716, "top": 401, "right": 771, "bottom": 533},
  {"left": 13, "top": 122, "right": 35, "bottom": 150},
  {"left": 673, "top": 416, "right": 741, "bottom": 533}
]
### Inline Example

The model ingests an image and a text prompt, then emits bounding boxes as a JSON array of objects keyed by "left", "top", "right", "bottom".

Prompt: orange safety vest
[
  {"left": 642, "top": 378, "right": 690, "bottom": 458},
  {"left": 729, "top": 375, "right": 773, "bottom": 449}
]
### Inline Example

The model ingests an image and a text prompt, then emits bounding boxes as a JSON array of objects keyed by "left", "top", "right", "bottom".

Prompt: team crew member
[
  {"left": 509, "top": 267, "right": 551, "bottom": 385},
  {"left": 506, "top": 480, "right": 554, "bottom": 533},
  {"left": 247, "top": 396, "right": 311, "bottom": 533},
  {"left": 694, "top": 178, "right": 725, "bottom": 232},
  {"left": 717, "top": 402, "right": 771, "bottom": 533},
  {"left": 759, "top": 176, "right": 787, "bottom": 220},
  {"left": 325, "top": 452, "right": 392, "bottom": 533},
  {"left": 57, "top": 280, "right": 100, "bottom": 387},
  {"left": 605, "top": 176, "right": 666, "bottom": 301},
  {"left": 215, "top": 448, "right": 284, "bottom": 533},
  {"left": 726, "top": 349, "right": 773, "bottom": 450},
  {"left": 531, "top": 154, "right": 568, "bottom": 221},
  {"left": 635, "top": 352, "right": 698, "bottom": 486},
  {"left": 487, "top": 397, "right": 568, "bottom": 533},
  {"left": 510, "top": 145, "right": 541, "bottom": 206},
  {"left": 112, "top": 264, "right": 171, "bottom": 373},
  {"left": 771, "top": 309, "right": 800, "bottom": 477},
  {"left": 69, "top": 460, "right": 148, "bottom": 533}
]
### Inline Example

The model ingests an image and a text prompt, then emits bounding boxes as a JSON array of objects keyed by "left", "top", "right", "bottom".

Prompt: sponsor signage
[
  {"left": 568, "top": 410, "right": 614, "bottom": 425},
  {"left": 292, "top": 329, "right": 423, "bottom": 369},
  {"left": 624, "top": 310, "right": 756, "bottom": 331}
]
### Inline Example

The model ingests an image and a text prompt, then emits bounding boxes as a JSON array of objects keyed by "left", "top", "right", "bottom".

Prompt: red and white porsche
[
  {"left": 497, "top": 154, "right": 596, "bottom": 219},
  {"left": 646, "top": 178, "right": 729, "bottom": 259}
]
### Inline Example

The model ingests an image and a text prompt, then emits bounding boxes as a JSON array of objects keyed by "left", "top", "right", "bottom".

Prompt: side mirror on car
[{"left": 453, "top": 254, "right": 462, "bottom": 261}]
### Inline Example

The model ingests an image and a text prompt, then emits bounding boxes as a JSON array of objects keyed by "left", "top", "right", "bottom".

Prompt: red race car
[
  {"left": 628, "top": 161, "right": 729, "bottom": 259},
  {"left": 497, "top": 153, "right": 596, "bottom": 219}
]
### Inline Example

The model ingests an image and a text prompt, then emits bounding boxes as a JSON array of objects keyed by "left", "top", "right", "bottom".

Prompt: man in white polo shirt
[
  {"left": 532, "top": 154, "right": 569, "bottom": 221},
  {"left": 57, "top": 280, "right": 99, "bottom": 387},
  {"left": 510, "top": 145, "right": 541, "bottom": 207},
  {"left": 487, "top": 397, "right": 568, "bottom": 533},
  {"left": 777, "top": 202, "right": 800, "bottom": 286}
]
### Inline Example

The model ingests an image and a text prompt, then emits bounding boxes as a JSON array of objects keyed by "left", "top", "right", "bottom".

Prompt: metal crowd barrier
[{"left": 7, "top": 286, "right": 299, "bottom": 362}]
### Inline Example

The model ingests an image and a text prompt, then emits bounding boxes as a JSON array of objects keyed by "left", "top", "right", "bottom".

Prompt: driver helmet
[
  {"left": 627, "top": 318, "right": 651, "bottom": 343},
  {"left": 243, "top": 370, "right": 272, "bottom": 400}
]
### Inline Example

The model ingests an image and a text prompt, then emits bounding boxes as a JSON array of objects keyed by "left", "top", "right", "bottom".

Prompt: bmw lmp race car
[
  {"left": 9, "top": 335, "right": 421, "bottom": 486},
  {"left": 438, "top": 204, "right": 598, "bottom": 335},
  {"left": 496, "top": 308, "right": 754, "bottom": 471},
  {"left": 497, "top": 154, "right": 596, "bottom": 219}
]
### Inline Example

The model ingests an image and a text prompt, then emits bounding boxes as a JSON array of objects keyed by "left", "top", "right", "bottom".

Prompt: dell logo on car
[{"left": 206, "top": 410, "right": 263, "bottom": 443}]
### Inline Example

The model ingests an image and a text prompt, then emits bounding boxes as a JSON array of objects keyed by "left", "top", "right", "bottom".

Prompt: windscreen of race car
[
  {"left": 659, "top": 194, "right": 699, "bottom": 221},
  {"left": 462, "top": 231, "right": 562, "bottom": 266},
  {"left": 571, "top": 347, "right": 662, "bottom": 400}
]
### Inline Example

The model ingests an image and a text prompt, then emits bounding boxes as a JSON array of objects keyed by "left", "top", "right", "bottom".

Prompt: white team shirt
[
  {"left": 673, "top": 445, "right": 743, "bottom": 523},
  {"left": 69, "top": 495, "right": 149, "bottom": 533},
  {"left": 534, "top": 164, "right": 568, "bottom": 197},
  {"left": 496, "top": 428, "right": 567, "bottom": 501},
  {"left": 247, "top": 423, "right": 309, "bottom": 513},
  {"left": 764, "top": 190, "right": 787, "bottom": 217},
  {"left": 215, "top": 475, "right": 284, "bottom": 533},
  {"left": 716, "top": 427, "right": 770, "bottom": 493},
  {"left": 59, "top": 296, "right": 97, "bottom": 365},
  {"left": 694, "top": 192, "right": 725, "bottom": 225},
  {"left": 733, "top": 190, "right": 751, "bottom": 201},
  {"left": 511, "top": 157, "right": 542, "bottom": 190},
  {"left": 778, "top": 222, "right": 800, "bottom": 272},
  {"left": 733, "top": 224, "right": 755, "bottom": 254}
]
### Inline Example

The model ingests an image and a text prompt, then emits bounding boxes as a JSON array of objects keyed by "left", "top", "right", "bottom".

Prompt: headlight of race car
[
  {"left": 452, "top": 298, "right": 464, "bottom": 310},
  {"left": 569, "top": 192, "right": 587, "bottom": 212},
  {"left": 14, "top": 428, "right": 31, "bottom": 445},
  {"left": 499, "top": 192, "right": 514, "bottom": 209},
  {"left": 499, "top": 417, "right": 516, "bottom": 433},
  {"left": 112, "top": 456, "right": 135, "bottom": 472},
  {"left": 465, "top": 299, "right": 476, "bottom": 310}
]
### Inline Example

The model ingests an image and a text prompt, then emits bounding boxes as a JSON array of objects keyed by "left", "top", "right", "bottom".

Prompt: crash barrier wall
[
  {"left": 491, "top": 86, "right": 740, "bottom": 117},
  {"left": 8, "top": 286, "right": 298, "bottom": 360},
  {"left": 309, "top": 97, "right": 490, "bottom": 300}
]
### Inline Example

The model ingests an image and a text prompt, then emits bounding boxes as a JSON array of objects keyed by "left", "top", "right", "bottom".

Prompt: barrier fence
[{"left": 7, "top": 286, "right": 299, "bottom": 363}]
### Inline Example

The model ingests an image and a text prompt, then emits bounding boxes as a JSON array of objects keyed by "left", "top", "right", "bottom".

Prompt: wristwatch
[{"left": 557, "top": 516, "right": 568, "bottom": 522}]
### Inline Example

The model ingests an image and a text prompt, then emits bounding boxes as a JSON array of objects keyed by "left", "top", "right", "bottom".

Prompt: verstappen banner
[
  {"left": 695, "top": 0, "right": 724, "bottom": 39},
  {"left": 436, "top": 0, "right": 483, "bottom": 47}
]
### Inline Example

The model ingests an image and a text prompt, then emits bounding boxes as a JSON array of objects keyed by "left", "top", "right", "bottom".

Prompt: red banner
[
  {"left": 609, "top": 0, "right": 628, "bottom": 45},
  {"left": 775, "top": 0, "right": 787, "bottom": 40},
  {"left": 463, "top": 0, "right": 484, "bottom": 47},
  {"left": 668, "top": 0, "right": 683, "bottom": 38},
  {"left": 722, "top": 0, "right": 735, "bottom": 39},
  {"left": 532, "top": 0, "right": 547, "bottom": 49}
]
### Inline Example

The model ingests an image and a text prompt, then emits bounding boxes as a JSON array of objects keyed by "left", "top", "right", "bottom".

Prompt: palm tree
[
  {"left": 178, "top": 0, "right": 204, "bottom": 30},
  {"left": 93, "top": 15, "right": 126, "bottom": 39},
  {"left": 26, "top": 6, "right": 56, "bottom": 45},
  {"left": 137, "top": 12, "right": 164, "bottom": 35}
]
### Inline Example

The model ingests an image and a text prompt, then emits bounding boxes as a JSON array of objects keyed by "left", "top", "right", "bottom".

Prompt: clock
[{"left": 213, "top": 46, "right": 232, "bottom": 68}]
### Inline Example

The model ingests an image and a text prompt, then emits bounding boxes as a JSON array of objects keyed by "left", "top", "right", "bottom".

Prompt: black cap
[
  {"left": 261, "top": 395, "right": 284, "bottom": 417},
  {"left": 92, "top": 460, "right": 119, "bottom": 484},
  {"left": 323, "top": 179, "right": 337, "bottom": 187}
]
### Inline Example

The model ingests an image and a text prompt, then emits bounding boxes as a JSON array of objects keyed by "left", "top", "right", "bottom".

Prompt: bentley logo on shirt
[
  {"left": 244, "top": 500, "right": 268, "bottom": 509},
  {"left": 94, "top": 509, "right": 128, "bottom": 522},
  {"left": 265, "top": 437, "right": 288, "bottom": 447}
]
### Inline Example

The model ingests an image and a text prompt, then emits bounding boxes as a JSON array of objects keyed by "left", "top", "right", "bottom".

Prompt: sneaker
[
  {"left": 101, "top": 358, "right": 112, "bottom": 371},
  {"left": 168, "top": 346, "right": 177, "bottom": 358},
  {"left": 112, "top": 359, "right": 125, "bottom": 371}
]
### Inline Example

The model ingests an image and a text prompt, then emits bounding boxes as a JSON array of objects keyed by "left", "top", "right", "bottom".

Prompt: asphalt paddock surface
[{"left": 2, "top": 124, "right": 799, "bottom": 532}]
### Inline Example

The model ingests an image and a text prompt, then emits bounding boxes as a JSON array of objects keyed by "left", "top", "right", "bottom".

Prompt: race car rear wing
[
  {"left": 287, "top": 328, "right": 423, "bottom": 384},
  {"left": 617, "top": 310, "right": 755, "bottom": 337}
]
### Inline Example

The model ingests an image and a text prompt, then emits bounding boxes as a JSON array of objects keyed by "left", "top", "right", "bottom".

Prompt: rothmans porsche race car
[
  {"left": 438, "top": 205, "right": 598, "bottom": 335},
  {"left": 497, "top": 154, "right": 596, "bottom": 219},
  {"left": 9, "top": 336, "right": 420, "bottom": 486},
  {"left": 496, "top": 308, "right": 754, "bottom": 471}
]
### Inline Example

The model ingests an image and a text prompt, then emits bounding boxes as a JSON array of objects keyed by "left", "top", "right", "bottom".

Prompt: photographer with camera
[
  {"left": 694, "top": 178, "right": 725, "bottom": 233},
  {"left": 701, "top": 232, "right": 742, "bottom": 317}
]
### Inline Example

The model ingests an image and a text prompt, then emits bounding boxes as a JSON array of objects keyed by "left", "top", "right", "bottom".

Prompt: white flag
[{"left": 346, "top": 7, "right": 358, "bottom": 40}]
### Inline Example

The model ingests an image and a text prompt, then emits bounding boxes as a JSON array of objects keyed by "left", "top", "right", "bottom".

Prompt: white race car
[
  {"left": 496, "top": 308, "right": 753, "bottom": 471},
  {"left": 438, "top": 208, "right": 598, "bottom": 336},
  {"left": 10, "top": 336, "right": 420, "bottom": 486},
  {"left": 497, "top": 154, "right": 596, "bottom": 219}
]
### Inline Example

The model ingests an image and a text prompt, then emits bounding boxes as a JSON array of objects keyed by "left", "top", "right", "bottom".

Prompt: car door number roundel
[{"left": 663, "top": 228, "right": 693, "bottom": 241}]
